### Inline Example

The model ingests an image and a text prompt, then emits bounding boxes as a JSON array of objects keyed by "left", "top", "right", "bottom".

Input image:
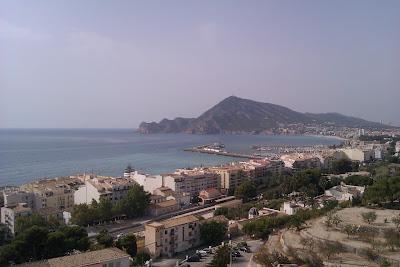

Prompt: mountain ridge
[{"left": 138, "top": 96, "right": 392, "bottom": 134}]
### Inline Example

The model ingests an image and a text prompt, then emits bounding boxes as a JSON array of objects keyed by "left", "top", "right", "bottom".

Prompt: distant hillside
[{"left": 138, "top": 96, "right": 391, "bottom": 134}]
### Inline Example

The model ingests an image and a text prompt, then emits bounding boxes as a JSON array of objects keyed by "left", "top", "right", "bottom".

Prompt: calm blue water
[{"left": 0, "top": 129, "right": 340, "bottom": 186}]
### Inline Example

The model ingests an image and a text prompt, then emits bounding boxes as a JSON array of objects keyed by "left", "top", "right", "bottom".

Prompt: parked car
[
  {"left": 233, "top": 251, "right": 242, "bottom": 257},
  {"left": 202, "top": 247, "right": 212, "bottom": 254},
  {"left": 197, "top": 250, "right": 208, "bottom": 257},
  {"left": 239, "top": 246, "right": 251, "bottom": 253},
  {"left": 187, "top": 255, "right": 200, "bottom": 262}
]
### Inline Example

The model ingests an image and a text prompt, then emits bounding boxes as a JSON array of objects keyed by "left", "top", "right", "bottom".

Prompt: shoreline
[
  {"left": 0, "top": 132, "right": 343, "bottom": 187},
  {"left": 304, "top": 134, "right": 347, "bottom": 142}
]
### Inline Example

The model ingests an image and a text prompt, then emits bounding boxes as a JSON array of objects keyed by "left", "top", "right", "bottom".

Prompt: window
[{"left": 109, "top": 263, "right": 114, "bottom": 267}]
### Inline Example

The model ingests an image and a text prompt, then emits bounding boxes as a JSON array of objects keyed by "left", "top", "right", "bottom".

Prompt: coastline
[
  {"left": 304, "top": 134, "right": 347, "bottom": 142},
  {"left": 0, "top": 131, "right": 342, "bottom": 187}
]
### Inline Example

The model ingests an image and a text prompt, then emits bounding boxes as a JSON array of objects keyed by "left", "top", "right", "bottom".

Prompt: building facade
[
  {"left": 145, "top": 215, "right": 201, "bottom": 257},
  {"left": 211, "top": 165, "right": 245, "bottom": 191},
  {"left": 1, "top": 203, "right": 33, "bottom": 233},
  {"left": 163, "top": 171, "right": 219, "bottom": 197},
  {"left": 74, "top": 176, "right": 136, "bottom": 205}
]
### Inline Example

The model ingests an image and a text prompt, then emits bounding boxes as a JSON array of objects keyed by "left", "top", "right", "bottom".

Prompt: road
[
  {"left": 87, "top": 197, "right": 237, "bottom": 238},
  {"left": 151, "top": 239, "right": 264, "bottom": 267}
]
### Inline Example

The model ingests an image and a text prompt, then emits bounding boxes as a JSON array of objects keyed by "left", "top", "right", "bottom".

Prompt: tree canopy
[
  {"left": 344, "top": 175, "right": 373, "bottom": 186},
  {"left": 116, "top": 234, "right": 137, "bottom": 257},
  {"left": 0, "top": 223, "right": 89, "bottom": 266},
  {"left": 208, "top": 245, "right": 230, "bottom": 267},
  {"left": 200, "top": 221, "right": 227, "bottom": 246},
  {"left": 331, "top": 159, "right": 354, "bottom": 174},
  {"left": 71, "top": 184, "right": 151, "bottom": 226},
  {"left": 363, "top": 176, "right": 400, "bottom": 206},
  {"left": 96, "top": 229, "right": 113, "bottom": 248},
  {"left": 234, "top": 181, "right": 257, "bottom": 202}
]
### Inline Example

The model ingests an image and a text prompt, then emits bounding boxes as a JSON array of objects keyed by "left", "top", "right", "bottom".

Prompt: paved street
[{"left": 151, "top": 239, "right": 264, "bottom": 267}]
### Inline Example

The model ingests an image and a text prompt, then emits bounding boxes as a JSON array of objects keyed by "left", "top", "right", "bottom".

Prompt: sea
[{"left": 0, "top": 129, "right": 341, "bottom": 186}]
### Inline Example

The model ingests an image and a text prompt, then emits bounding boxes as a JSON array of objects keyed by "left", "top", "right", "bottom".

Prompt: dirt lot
[
  {"left": 336, "top": 207, "right": 400, "bottom": 228},
  {"left": 279, "top": 207, "right": 400, "bottom": 265}
]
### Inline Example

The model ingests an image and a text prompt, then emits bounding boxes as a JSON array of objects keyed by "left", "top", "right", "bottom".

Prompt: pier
[{"left": 183, "top": 147, "right": 264, "bottom": 159}]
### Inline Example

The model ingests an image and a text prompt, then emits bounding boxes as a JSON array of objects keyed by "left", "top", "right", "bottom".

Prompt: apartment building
[
  {"left": 145, "top": 214, "right": 201, "bottom": 257},
  {"left": 210, "top": 165, "right": 245, "bottom": 191},
  {"left": 280, "top": 153, "right": 322, "bottom": 170},
  {"left": 340, "top": 148, "right": 375, "bottom": 163},
  {"left": 19, "top": 177, "right": 81, "bottom": 211},
  {"left": 240, "top": 159, "right": 284, "bottom": 181},
  {"left": 129, "top": 171, "right": 164, "bottom": 193},
  {"left": 153, "top": 187, "right": 190, "bottom": 207},
  {"left": 163, "top": 170, "right": 219, "bottom": 197},
  {"left": 2, "top": 188, "right": 35, "bottom": 209},
  {"left": 315, "top": 150, "right": 347, "bottom": 170},
  {"left": 1, "top": 203, "right": 32, "bottom": 233},
  {"left": 74, "top": 175, "right": 136, "bottom": 205}
]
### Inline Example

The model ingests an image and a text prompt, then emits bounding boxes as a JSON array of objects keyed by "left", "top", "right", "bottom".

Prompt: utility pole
[{"left": 229, "top": 240, "right": 232, "bottom": 267}]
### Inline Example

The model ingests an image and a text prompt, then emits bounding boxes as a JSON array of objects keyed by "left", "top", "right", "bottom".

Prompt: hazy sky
[{"left": 1, "top": 1, "right": 399, "bottom": 128}]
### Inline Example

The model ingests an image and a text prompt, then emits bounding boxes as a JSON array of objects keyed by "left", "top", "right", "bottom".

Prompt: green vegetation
[
  {"left": 0, "top": 224, "right": 12, "bottom": 246},
  {"left": 259, "top": 169, "right": 341, "bottom": 200},
  {"left": 325, "top": 211, "right": 342, "bottom": 228},
  {"left": 0, "top": 217, "right": 89, "bottom": 266},
  {"left": 116, "top": 234, "right": 137, "bottom": 258},
  {"left": 362, "top": 176, "right": 400, "bottom": 207},
  {"left": 392, "top": 214, "right": 400, "bottom": 229},
  {"left": 331, "top": 159, "right": 358, "bottom": 174},
  {"left": 96, "top": 229, "right": 113, "bottom": 248},
  {"left": 344, "top": 175, "right": 373, "bottom": 186},
  {"left": 116, "top": 184, "right": 151, "bottom": 218},
  {"left": 319, "top": 240, "right": 344, "bottom": 260},
  {"left": 71, "top": 184, "right": 151, "bottom": 226},
  {"left": 200, "top": 221, "right": 227, "bottom": 246},
  {"left": 208, "top": 245, "right": 230, "bottom": 267},
  {"left": 361, "top": 211, "right": 377, "bottom": 224},
  {"left": 134, "top": 252, "right": 150, "bottom": 266},
  {"left": 214, "top": 201, "right": 273, "bottom": 220},
  {"left": 254, "top": 247, "right": 291, "bottom": 267},
  {"left": 243, "top": 200, "right": 338, "bottom": 238},
  {"left": 384, "top": 229, "right": 400, "bottom": 251},
  {"left": 234, "top": 181, "right": 257, "bottom": 202}
]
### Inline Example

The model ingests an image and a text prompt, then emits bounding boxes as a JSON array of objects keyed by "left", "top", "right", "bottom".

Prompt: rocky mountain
[{"left": 138, "top": 96, "right": 390, "bottom": 134}]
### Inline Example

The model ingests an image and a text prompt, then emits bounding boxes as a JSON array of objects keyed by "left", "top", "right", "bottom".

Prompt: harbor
[{"left": 184, "top": 143, "right": 264, "bottom": 159}]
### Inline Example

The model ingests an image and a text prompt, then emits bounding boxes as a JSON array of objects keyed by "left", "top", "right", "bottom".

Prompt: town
[{"left": 1, "top": 131, "right": 400, "bottom": 267}]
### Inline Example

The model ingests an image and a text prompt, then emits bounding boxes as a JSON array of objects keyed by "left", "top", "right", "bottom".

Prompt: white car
[{"left": 197, "top": 250, "right": 208, "bottom": 257}]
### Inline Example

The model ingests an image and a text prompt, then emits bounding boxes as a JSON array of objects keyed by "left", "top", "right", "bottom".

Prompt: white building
[
  {"left": 74, "top": 176, "right": 136, "bottom": 205},
  {"left": 396, "top": 141, "right": 400, "bottom": 154},
  {"left": 341, "top": 148, "right": 375, "bottom": 162},
  {"left": 280, "top": 153, "right": 322, "bottom": 170},
  {"left": 164, "top": 171, "right": 219, "bottom": 197},
  {"left": 1, "top": 203, "right": 33, "bottom": 233},
  {"left": 325, "top": 184, "right": 365, "bottom": 202},
  {"left": 145, "top": 215, "right": 201, "bottom": 257},
  {"left": 130, "top": 171, "right": 164, "bottom": 193},
  {"left": 282, "top": 201, "right": 307, "bottom": 215}
]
